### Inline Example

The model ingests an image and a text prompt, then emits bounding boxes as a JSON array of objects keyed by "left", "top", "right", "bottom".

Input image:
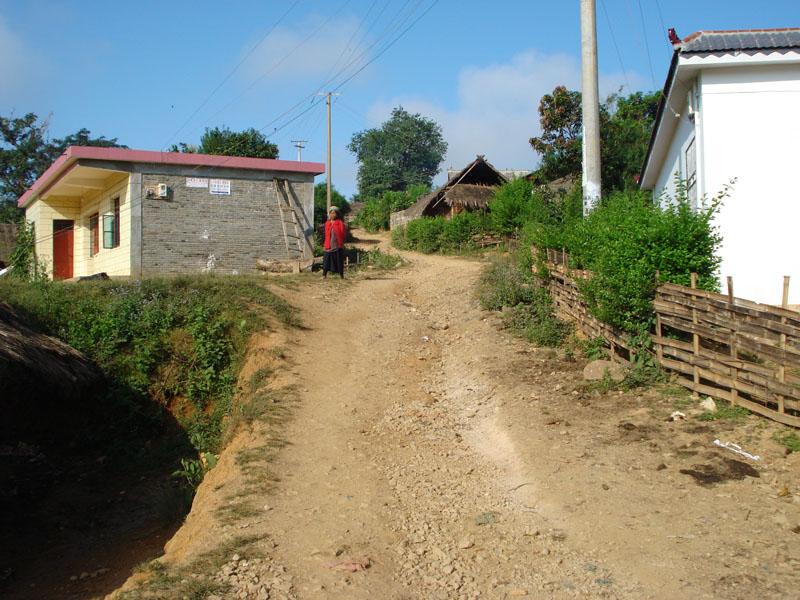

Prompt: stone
[
  {"left": 458, "top": 539, "right": 474, "bottom": 550},
  {"left": 700, "top": 397, "right": 717, "bottom": 412},
  {"left": 582, "top": 360, "right": 626, "bottom": 382}
]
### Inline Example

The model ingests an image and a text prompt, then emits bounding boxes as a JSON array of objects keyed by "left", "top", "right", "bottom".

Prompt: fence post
[
  {"left": 777, "top": 276, "right": 790, "bottom": 414},
  {"left": 727, "top": 276, "right": 739, "bottom": 407},
  {"left": 654, "top": 271, "right": 663, "bottom": 366},
  {"left": 691, "top": 273, "right": 700, "bottom": 398}
]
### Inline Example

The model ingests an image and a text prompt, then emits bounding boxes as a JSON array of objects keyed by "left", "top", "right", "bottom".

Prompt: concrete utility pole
[
  {"left": 580, "top": 0, "right": 602, "bottom": 215},
  {"left": 291, "top": 140, "right": 307, "bottom": 162}
]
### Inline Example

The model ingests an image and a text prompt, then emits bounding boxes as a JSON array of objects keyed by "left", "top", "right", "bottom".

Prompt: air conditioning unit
[{"left": 157, "top": 183, "right": 169, "bottom": 198}]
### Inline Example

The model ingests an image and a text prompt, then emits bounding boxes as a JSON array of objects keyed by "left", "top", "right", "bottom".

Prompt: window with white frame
[
  {"left": 103, "top": 197, "right": 120, "bottom": 249},
  {"left": 684, "top": 136, "right": 697, "bottom": 208}
]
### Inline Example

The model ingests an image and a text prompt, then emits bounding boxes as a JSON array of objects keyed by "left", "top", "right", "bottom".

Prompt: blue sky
[{"left": 1, "top": 0, "right": 797, "bottom": 196}]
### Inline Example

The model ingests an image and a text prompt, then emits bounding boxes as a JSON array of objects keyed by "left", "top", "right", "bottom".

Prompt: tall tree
[
  {"left": 348, "top": 107, "right": 447, "bottom": 199},
  {"left": 170, "top": 126, "right": 278, "bottom": 159},
  {"left": 529, "top": 87, "right": 660, "bottom": 192},
  {"left": 0, "top": 113, "right": 123, "bottom": 222},
  {"left": 529, "top": 86, "right": 584, "bottom": 183}
]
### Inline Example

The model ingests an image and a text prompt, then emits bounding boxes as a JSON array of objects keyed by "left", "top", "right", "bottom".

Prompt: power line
[
  {"left": 653, "top": 0, "right": 670, "bottom": 48},
  {"left": 636, "top": 0, "right": 657, "bottom": 89},
  {"left": 161, "top": 0, "right": 302, "bottom": 151},
  {"left": 599, "top": 0, "right": 632, "bottom": 92},
  {"left": 124, "top": 0, "right": 436, "bottom": 183},
  {"left": 26, "top": 0, "right": 440, "bottom": 250},
  {"left": 180, "top": 0, "right": 432, "bottom": 167},
  {"left": 333, "top": 0, "right": 439, "bottom": 94},
  {"left": 173, "top": 0, "right": 355, "bottom": 147}
]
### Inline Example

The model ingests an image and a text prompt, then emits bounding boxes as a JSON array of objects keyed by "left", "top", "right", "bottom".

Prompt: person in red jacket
[{"left": 323, "top": 206, "right": 347, "bottom": 279}]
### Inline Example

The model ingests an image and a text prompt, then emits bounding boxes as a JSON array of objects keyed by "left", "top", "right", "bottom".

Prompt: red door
[{"left": 53, "top": 220, "right": 74, "bottom": 280}]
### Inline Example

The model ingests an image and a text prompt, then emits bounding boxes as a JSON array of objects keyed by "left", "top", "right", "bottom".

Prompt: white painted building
[{"left": 640, "top": 29, "right": 800, "bottom": 306}]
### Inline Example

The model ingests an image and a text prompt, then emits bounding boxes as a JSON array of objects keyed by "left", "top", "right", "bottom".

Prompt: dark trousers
[{"left": 323, "top": 248, "right": 345, "bottom": 277}]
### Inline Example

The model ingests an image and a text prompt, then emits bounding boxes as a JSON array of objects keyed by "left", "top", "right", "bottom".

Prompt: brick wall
[{"left": 140, "top": 173, "right": 314, "bottom": 276}]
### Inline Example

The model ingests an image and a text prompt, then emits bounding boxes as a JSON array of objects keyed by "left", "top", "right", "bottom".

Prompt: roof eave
[
  {"left": 639, "top": 50, "right": 681, "bottom": 190},
  {"left": 18, "top": 146, "right": 326, "bottom": 208}
]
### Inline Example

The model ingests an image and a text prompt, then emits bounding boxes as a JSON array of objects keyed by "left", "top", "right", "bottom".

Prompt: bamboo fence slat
[{"left": 538, "top": 247, "right": 800, "bottom": 428}]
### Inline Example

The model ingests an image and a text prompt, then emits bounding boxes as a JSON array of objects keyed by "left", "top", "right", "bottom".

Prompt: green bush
[
  {"left": 395, "top": 212, "right": 490, "bottom": 254},
  {"left": 478, "top": 256, "right": 568, "bottom": 347},
  {"left": 477, "top": 256, "right": 536, "bottom": 310},
  {"left": 489, "top": 178, "right": 535, "bottom": 234},
  {"left": 0, "top": 276, "right": 297, "bottom": 454},
  {"left": 566, "top": 185, "right": 723, "bottom": 333},
  {"left": 354, "top": 184, "right": 429, "bottom": 232},
  {"left": 404, "top": 217, "right": 446, "bottom": 253}
]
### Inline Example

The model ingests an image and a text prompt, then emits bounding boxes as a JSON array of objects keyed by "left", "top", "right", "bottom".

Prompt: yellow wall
[
  {"left": 75, "top": 177, "right": 132, "bottom": 277},
  {"left": 28, "top": 196, "right": 82, "bottom": 277},
  {"left": 26, "top": 174, "right": 132, "bottom": 279}
]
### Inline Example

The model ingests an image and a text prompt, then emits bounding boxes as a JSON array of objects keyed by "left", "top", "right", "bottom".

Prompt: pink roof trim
[{"left": 19, "top": 146, "right": 325, "bottom": 207}]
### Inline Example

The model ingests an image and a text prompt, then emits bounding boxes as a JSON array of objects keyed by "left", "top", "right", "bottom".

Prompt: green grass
[
  {"left": 697, "top": 399, "right": 750, "bottom": 422},
  {"left": 773, "top": 430, "right": 800, "bottom": 453},
  {"left": 353, "top": 248, "right": 405, "bottom": 270},
  {"left": 123, "top": 535, "right": 264, "bottom": 599},
  {"left": 0, "top": 274, "right": 300, "bottom": 499}
]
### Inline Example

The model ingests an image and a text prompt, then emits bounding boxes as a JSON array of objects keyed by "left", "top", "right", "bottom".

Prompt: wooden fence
[{"left": 543, "top": 249, "right": 800, "bottom": 427}]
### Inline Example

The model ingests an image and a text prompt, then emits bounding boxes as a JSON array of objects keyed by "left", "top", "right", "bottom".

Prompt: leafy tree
[
  {"left": 529, "top": 86, "right": 583, "bottom": 183},
  {"left": 601, "top": 91, "right": 660, "bottom": 191},
  {"left": 170, "top": 126, "right": 278, "bottom": 159},
  {"left": 0, "top": 113, "right": 124, "bottom": 222},
  {"left": 313, "top": 182, "right": 350, "bottom": 225},
  {"left": 348, "top": 107, "right": 447, "bottom": 199},
  {"left": 529, "top": 87, "right": 660, "bottom": 192}
]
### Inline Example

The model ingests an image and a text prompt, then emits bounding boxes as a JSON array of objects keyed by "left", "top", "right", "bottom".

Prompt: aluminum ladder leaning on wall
[{"left": 273, "top": 178, "right": 313, "bottom": 260}]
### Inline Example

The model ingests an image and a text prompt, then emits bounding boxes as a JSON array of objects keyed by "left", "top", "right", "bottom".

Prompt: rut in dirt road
[
  {"left": 242, "top": 252, "right": 644, "bottom": 600},
  {"left": 120, "top": 244, "right": 799, "bottom": 600}
]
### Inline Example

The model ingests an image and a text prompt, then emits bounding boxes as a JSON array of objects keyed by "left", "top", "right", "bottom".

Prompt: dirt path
[{"left": 117, "top": 234, "right": 800, "bottom": 599}]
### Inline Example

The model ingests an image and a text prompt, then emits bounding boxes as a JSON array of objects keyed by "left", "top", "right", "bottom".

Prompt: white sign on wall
[
  {"left": 186, "top": 177, "right": 209, "bottom": 188},
  {"left": 209, "top": 179, "right": 231, "bottom": 196}
]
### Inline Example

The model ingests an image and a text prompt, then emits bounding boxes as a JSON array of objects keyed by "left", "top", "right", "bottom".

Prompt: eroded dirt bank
[{"left": 116, "top": 239, "right": 800, "bottom": 599}]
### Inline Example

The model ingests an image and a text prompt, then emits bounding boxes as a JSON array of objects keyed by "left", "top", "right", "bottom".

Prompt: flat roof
[{"left": 19, "top": 146, "right": 325, "bottom": 207}]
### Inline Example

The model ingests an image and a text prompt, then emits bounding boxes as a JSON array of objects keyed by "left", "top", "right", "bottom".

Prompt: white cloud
[
  {"left": 366, "top": 50, "right": 645, "bottom": 180},
  {"left": 241, "top": 15, "right": 372, "bottom": 83},
  {"left": 0, "top": 15, "right": 43, "bottom": 105}
]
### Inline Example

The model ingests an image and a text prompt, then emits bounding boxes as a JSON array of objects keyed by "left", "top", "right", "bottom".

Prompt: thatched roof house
[{"left": 390, "top": 155, "right": 507, "bottom": 229}]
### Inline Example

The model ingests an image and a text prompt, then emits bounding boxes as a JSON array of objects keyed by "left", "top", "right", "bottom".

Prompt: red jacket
[{"left": 324, "top": 219, "right": 347, "bottom": 251}]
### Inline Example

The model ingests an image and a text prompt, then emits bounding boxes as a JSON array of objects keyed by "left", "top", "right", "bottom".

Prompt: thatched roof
[
  {"left": 442, "top": 183, "right": 496, "bottom": 208},
  {"left": 392, "top": 155, "right": 508, "bottom": 225}
]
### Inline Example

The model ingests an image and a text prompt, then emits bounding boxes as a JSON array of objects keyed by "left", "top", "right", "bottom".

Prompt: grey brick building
[{"left": 19, "top": 147, "right": 324, "bottom": 279}]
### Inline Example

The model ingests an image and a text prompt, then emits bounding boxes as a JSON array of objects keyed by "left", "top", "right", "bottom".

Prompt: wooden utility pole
[
  {"left": 326, "top": 93, "right": 332, "bottom": 213},
  {"left": 317, "top": 92, "right": 341, "bottom": 212},
  {"left": 580, "top": 0, "right": 602, "bottom": 215}
]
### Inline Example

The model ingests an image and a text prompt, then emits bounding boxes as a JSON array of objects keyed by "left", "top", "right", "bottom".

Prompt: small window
[
  {"left": 685, "top": 137, "right": 697, "bottom": 208},
  {"left": 89, "top": 213, "right": 99, "bottom": 256},
  {"left": 102, "top": 198, "right": 121, "bottom": 249}
]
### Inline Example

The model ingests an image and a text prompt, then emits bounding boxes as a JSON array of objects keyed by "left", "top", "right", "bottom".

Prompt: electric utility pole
[
  {"left": 291, "top": 140, "right": 307, "bottom": 162},
  {"left": 580, "top": 0, "right": 602, "bottom": 215},
  {"left": 317, "top": 92, "right": 341, "bottom": 212}
]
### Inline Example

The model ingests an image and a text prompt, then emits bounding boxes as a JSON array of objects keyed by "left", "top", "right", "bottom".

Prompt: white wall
[
  {"left": 653, "top": 90, "right": 697, "bottom": 204},
  {"left": 700, "top": 63, "right": 800, "bottom": 305}
]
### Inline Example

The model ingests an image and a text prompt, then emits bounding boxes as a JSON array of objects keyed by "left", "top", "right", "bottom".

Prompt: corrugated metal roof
[{"left": 681, "top": 28, "right": 800, "bottom": 54}]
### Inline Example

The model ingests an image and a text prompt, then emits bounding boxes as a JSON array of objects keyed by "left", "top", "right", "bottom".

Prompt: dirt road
[{"left": 118, "top": 237, "right": 800, "bottom": 599}]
